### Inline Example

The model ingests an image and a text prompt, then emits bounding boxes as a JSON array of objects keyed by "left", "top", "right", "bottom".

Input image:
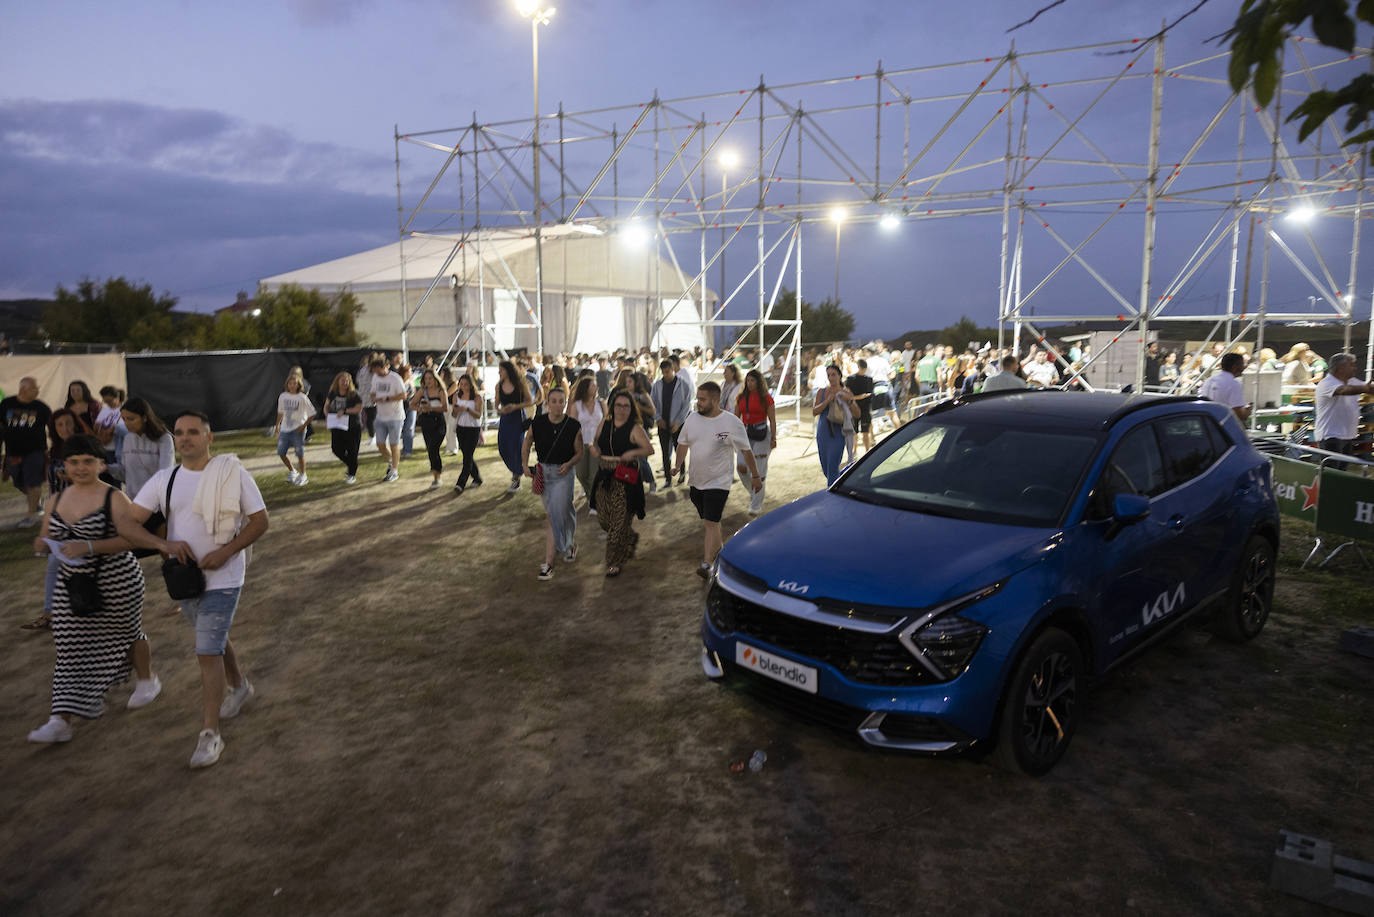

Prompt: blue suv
[{"left": 700, "top": 392, "right": 1279, "bottom": 774}]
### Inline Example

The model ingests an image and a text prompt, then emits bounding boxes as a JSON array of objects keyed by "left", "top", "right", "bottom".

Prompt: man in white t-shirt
[
  {"left": 757, "top": 349, "right": 776, "bottom": 384},
  {"left": 1314, "top": 352, "right": 1373, "bottom": 462},
  {"left": 1198, "top": 353, "right": 1251, "bottom": 422},
  {"left": 369, "top": 356, "right": 407, "bottom": 482},
  {"left": 115, "top": 410, "right": 268, "bottom": 770},
  {"left": 672, "top": 381, "right": 762, "bottom": 580}
]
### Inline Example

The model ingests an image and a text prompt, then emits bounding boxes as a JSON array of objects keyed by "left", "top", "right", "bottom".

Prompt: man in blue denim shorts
[{"left": 117, "top": 410, "right": 269, "bottom": 769}]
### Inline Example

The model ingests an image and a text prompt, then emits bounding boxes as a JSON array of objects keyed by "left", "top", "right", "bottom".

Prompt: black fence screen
[{"left": 125, "top": 348, "right": 368, "bottom": 432}]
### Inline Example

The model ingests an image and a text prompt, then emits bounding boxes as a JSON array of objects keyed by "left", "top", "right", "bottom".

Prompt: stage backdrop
[{"left": 125, "top": 349, "right": 367, "bottom": 432}]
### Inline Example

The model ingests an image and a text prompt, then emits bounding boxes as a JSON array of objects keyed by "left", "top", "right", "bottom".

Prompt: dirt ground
[{"left": 0, "top": 424, "right": 1369, "bottom": 916}]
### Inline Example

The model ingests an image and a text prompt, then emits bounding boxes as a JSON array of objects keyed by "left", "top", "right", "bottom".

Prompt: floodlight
[
  {"left": 621, "top": 220, "right": 651, "bottom": 248},
  {"left": 879, "top": 213, "right": 901, "bottom": 231},
  {"left": 1286, "top": 206, "right": 1316, "bottom": 224},
  {"left": 829, "top": 206, "right": 847, "bottom": 224},
  {"left": 718, "top": 149, "right": 740, "bottom": 170}
]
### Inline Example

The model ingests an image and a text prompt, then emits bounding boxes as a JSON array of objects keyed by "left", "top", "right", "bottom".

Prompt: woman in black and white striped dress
[{"left": 27, "top": 435, "right": 160, "bottom": 744}]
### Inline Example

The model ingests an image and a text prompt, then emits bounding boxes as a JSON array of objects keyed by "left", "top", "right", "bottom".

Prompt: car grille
[{"left": 707, "top": 585, "right": 931, "bottom": 686}]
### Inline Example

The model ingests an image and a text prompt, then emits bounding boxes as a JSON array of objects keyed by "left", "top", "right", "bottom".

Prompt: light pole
[
  {"left": 829, "top": 206, "right": 846, "bottom": 305},
  {"left": 718, "top": 149, "right": 738, "bottom": 338},
  {"left": 516, "top": 0, "right": 555, "bottom": 357}
]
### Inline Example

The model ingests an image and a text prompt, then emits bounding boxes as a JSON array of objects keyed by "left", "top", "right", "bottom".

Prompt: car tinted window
[
  {"left": 1157, "top": 414, "right": 1220, "bottom": 489},
  {"left": 1088, "top": 423, "right": 1166, "bottom": 518},
  {"left": 840, "top": 417, "right": 1098, "bottom": 526},
  {"left": 1205, "top": 414, "right": 1232, "bottom": 453}
]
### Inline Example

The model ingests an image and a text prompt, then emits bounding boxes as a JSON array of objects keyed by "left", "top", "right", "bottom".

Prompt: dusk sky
[{"left": 3, "top": 0, "right": 1371, "bottom": 341}]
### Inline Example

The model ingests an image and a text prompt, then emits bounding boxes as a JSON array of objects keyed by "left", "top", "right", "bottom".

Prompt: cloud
[
  {"left": 0, "top": 99, "right": 395, "bottom": 195},
  {"left": 0, "top": 100, "right": 399, "bottom": 308}
]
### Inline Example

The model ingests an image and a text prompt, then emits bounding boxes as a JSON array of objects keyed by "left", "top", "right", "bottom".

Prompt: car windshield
[{"left": 835, "top": 415, "right": 1100, "bottom": 526}]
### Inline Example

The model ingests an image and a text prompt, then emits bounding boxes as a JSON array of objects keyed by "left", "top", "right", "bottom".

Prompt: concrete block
[
  {"left": 1339, "top": 626, "right": 1374, "bottom": 659},
  {"left": 1270, "top": 831, "right": 1374, "bottom": 916}
]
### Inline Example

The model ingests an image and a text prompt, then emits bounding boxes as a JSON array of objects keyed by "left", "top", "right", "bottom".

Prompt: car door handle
[{"left": 1166, "top": 513, "right": 1185, "bottom": 531}]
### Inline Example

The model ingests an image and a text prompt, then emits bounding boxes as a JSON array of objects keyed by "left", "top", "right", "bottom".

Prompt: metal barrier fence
[{"left": 1251, "top": 434, "right": 1374, "bottom": 568}]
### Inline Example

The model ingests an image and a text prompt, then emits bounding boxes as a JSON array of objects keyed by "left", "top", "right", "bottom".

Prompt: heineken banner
[
  {"left": 1314, "top": 466, "right": 1374, "bottom": 543},
  {"left": 1270, "top": 456, "right": 1320, "bottom": 521}
]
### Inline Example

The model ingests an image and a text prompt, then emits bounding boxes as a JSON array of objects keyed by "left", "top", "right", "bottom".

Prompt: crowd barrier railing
[{"left": 1250, "top": 433, "right": 1374, "bottom": 568}]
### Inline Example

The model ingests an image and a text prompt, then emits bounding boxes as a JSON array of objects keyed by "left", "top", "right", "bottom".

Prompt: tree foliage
[
  {"left": 1224, "top": 0, "right": 1374, "bottom": 147},
  {"left": 190, "top": 285, "right": 363, "bottom": 351},
  {"left": 753, "top": 288, "right": 856, "bottom": 348},
  {"left": 41, "top": 278, "right": 362, "bottom": 351},
  {"left": 936, "top": 315, "right": 998, "bottom": 349},
  {"left": 44, "top": 278, "right": 181, "bottom": 350}
]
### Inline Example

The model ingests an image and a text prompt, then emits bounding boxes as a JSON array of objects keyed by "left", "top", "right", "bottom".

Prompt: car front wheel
[
  {"left": 1214, "top": 534, "right": 1275, "bottom": 643},
  {"left": 994, "top": 627, "right": 1084, "bottom": 776}
]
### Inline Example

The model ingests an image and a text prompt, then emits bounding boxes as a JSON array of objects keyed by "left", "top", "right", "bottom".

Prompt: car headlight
[
  {"left": 705, "top": 583, "right": 735, "bottom": 632},
  {"left": 898, "top": 582, "right": 1000, "bottom": 681}
]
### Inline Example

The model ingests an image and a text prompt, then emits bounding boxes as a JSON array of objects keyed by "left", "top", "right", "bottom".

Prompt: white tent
[{"left": 260, "top": 225, "right": 714, "bottom": 355}]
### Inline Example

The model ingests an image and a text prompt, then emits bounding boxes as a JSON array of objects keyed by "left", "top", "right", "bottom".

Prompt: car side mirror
[
  {"left": 1112, "top": 493, "right": 1150, "bottom": 524},
  {"left": 1105, "top": 493, "right": 1150, "bottom": 540}
]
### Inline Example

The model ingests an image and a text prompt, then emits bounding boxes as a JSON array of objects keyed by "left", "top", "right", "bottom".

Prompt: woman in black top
[
  {"left": 589, "top": 391, "right": 653, "bottom": 577},
  {"left": 521, "top": 386, "right": 583, "bottom": 580},
  {"left": 325, "top": 372, "right": 364, "bottom": 483},
  {"left": 410, "top": 368, "right": 450, "bottom": 489}
]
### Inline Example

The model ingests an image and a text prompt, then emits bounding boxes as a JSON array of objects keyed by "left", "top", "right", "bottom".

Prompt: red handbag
[
  {"left": 613, "top": 462, "right": 639, "bottom": 485},
  {"left": 531, "top": 463, "right": 545, "bottom": 494}
]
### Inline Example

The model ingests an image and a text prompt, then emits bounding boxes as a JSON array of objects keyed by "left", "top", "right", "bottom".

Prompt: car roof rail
[
  {"left": 923, "top": 388, "right": 1042, "bottom": 416},
  {"left": 1100, "top": 395, "right": 1206, "bottom": 429}
]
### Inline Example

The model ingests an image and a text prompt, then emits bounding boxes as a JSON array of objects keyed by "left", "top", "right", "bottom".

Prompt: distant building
[{"left": 216, "top": 291, "right": 261, "bottom": 317}]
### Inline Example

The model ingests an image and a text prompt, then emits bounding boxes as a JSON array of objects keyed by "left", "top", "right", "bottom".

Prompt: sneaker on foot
[
  {"left": 453, "top": 483, "right": 465, "bottom": 494},
  {"left": 588, "top": 508, "right": 598, "bottom": 517},
  {"left": 696, "top": 562, "right": 712, "bottom": 581},
  {"left": 507, "top": 479, "right": 521, "bottom": 494},
  {"left": 127, "top": 675, "right": 162, "bottom": 710},
  {"left": 286, "top": 469, "right": 298, "bottom": 484},
  {"left": 15, "top": 516, "right": 37, "bottom": 529},
  {"left": 471, "top": 479, "right": 484, "bottom": 488},
  {"left": 563, "top": 543, "right": 578, "bottom": 563},
  {"left": 429, "top": 478, "right": 441, "bottom": 490},
  {"left": 537, "top": 563, "right": 554, "bottom": 581},
  {"left": 344, "top": 474, "right": 357, "bottom": 484},
  {"left": 27, "top": 716, "right": 72, "bottom": 743},
  {"left": 219, "top": 678, "right": 255, "bottom": 719},
  {"left": 294, "top": 473, "right": 308, "bottom": 487},
  {"left": 189, "top": 729, "right": 224, "bottom": 769}
]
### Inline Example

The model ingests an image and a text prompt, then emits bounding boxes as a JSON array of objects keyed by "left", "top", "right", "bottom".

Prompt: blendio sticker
[{"left": 735, "top": 643, "right": 818, "bottom": 694}]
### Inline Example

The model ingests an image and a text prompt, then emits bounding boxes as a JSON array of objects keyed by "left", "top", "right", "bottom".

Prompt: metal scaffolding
[{"left": 393, "top": 32, "right": 1374, "bottom": 419}]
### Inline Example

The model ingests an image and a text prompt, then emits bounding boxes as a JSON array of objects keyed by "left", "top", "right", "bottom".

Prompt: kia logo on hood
[{"left": 777, "top": 580, "right": 810, "bottom": 595}]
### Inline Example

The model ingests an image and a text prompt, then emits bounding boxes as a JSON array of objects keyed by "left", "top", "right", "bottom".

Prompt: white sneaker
[
  {"left": 537, "top": 563, "right": 554, "bottom": 580},
  {"left": 189, "top": 729, "right": 224, "bottom": 768},
  {"left": 294, "top": 474, "right": 308, "bottom": 487},
  {"left": 27, "top": 716, "right": 72, "bottom": 743},
  {"left": 286, "top": 469, "right": 298, "bottom": 484},
  {"left": 344, "top": 475, "right": 357, "bottom": 484},
  {"left": 429, "top": 478, "right": 441, "bottom": 490},
  {"left": 219, "top": 678, "right": 255, "bottom": 719},
  {"left": 588, "top": 508, "right": 598, "bottom": 517},
  {"left": 507, "top": 479, "right": 521, "bottom": 493},
  {"left": 127, "top": 675, "right": 162, "bottom": 710}
]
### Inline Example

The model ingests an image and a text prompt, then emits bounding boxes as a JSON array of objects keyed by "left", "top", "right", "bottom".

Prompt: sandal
[
  {"left": 21, "top": 613, "right": 51, "bottom": 631},
  {"left": 605, "top": 566, "right": 621, "bottom": 578}
]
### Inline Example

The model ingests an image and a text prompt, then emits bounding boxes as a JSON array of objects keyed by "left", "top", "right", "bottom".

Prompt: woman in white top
[
  {"left": 275, "top": 374, "right": 313, "bottom": 486},
  {"left": 115, "top": 397, "right": 173, "bottom": 498},
  {"left": 720, "top": 363, "right": 744, "bottom": 417},
  {"left": 450, "top": 372, "right": 484, "bottom": 493},
  {"left": 568, "top": 375, "right": 604, "bottom": 507}
]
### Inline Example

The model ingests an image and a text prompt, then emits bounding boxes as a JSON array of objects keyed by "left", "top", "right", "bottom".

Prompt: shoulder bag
[
  {"left": 157, "top": 466, "right": 205, "bottom": 600},
  {"left": 66, "top": 487, "right": 115, "bottom": 617}
]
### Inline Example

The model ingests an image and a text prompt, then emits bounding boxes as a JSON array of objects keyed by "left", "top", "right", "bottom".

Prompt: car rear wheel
[
  {"left": 994, "top": 627, "right": 1083, "bottom": 776},
  {"left": 1213, "top": 534, "right": 1274, "bottom": 643}
]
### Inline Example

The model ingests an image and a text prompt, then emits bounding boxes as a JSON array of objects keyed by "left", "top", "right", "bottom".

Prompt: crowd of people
[{"left": 3, "top": 333, "right": 1369, "bottom": 766}]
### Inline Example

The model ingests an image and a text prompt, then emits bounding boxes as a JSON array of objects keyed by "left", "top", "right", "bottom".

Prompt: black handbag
[
  {"left": 747, "top": 422, "right": 769, "bottom": 442},
  {"left": 161, "top": 556, "right": 206, "bottom": 600},
  {"left": 65, "top": 488, "right": 114, "bottom": 617},
  {"left": 154, "top": 465, "right": 206, "bottom": 600}
]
